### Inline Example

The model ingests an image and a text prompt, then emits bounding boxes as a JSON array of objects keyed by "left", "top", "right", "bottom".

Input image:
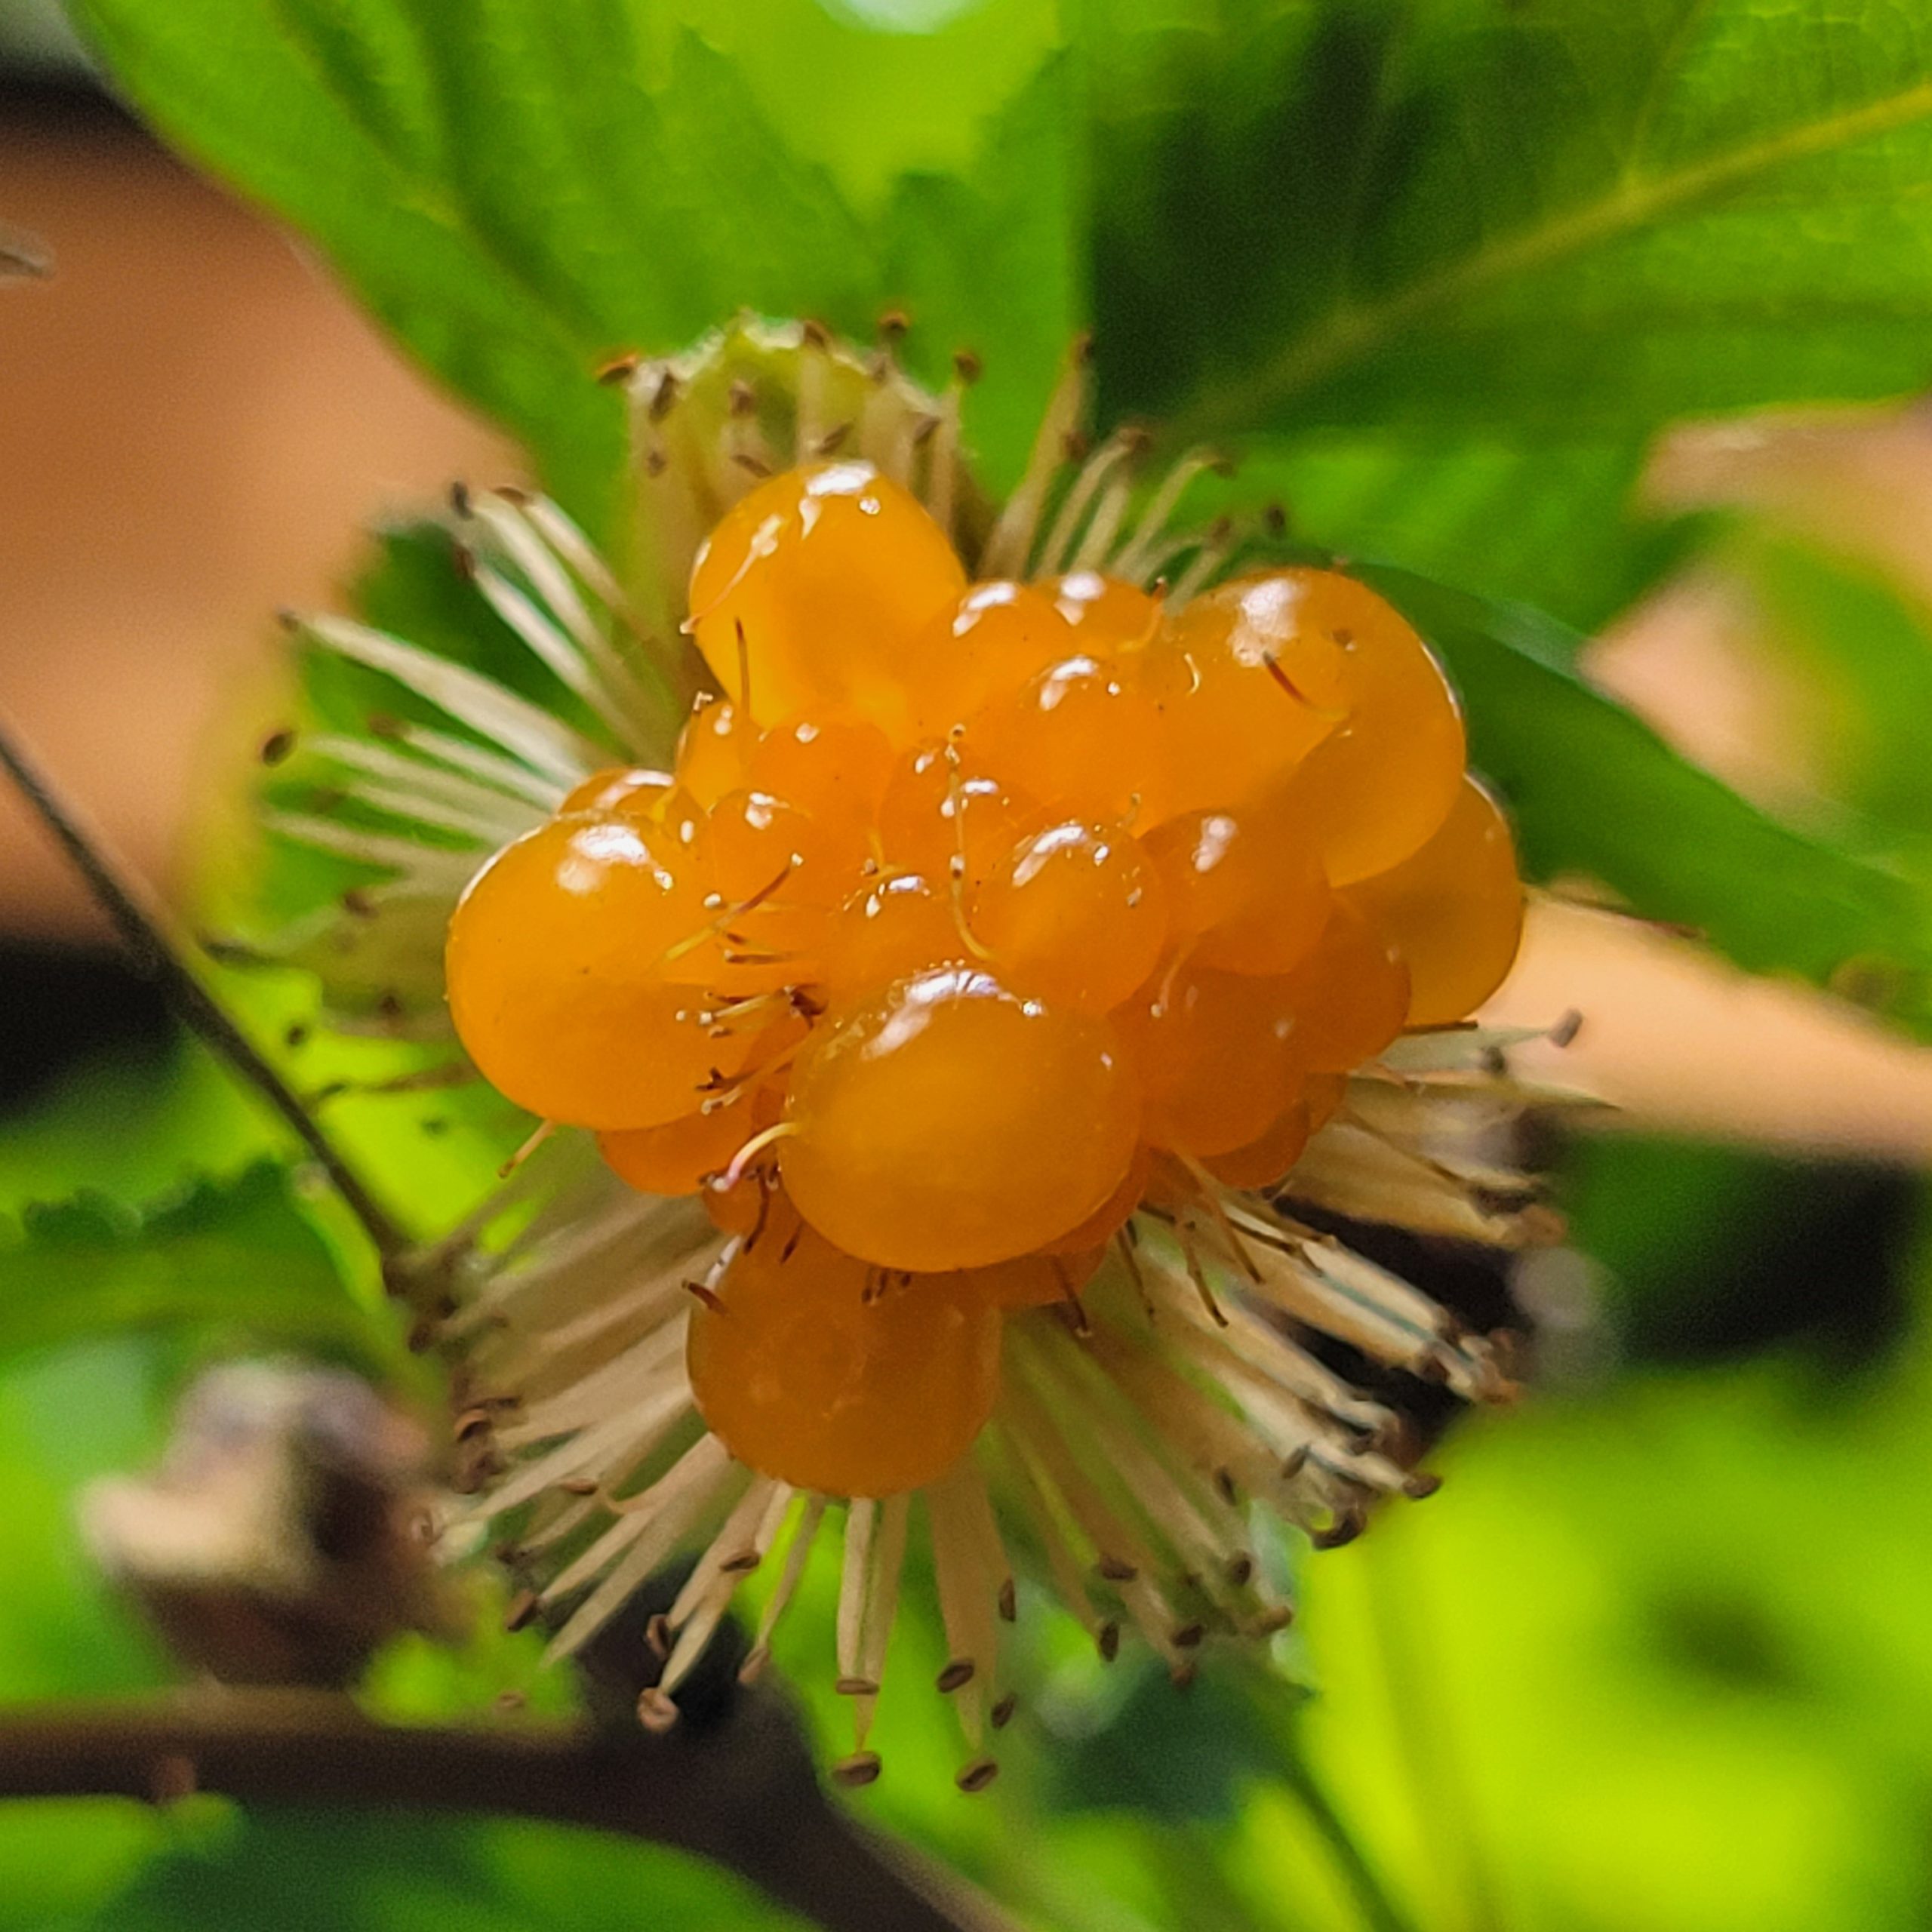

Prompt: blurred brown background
[{"left": 0, "top": 67, "right": 507, "bottom": 941}]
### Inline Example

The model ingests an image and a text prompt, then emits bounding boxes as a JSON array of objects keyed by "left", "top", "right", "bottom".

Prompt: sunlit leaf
[
  {"left": 70, "top": 0, "right": 1079, "bottom": 534},
  {"left": 1089, "top": 1, "right": 1932, "bottom": 450}
]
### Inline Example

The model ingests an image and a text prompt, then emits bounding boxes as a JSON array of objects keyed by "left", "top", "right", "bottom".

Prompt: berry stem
[{"left": 0, "top": 712, "right": 411, "bottom": 1266}]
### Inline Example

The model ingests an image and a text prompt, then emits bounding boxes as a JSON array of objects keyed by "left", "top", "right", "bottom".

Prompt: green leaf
[
  {"left": 71, "top": 0, "right": 1078, "bottom": 534},
  {"left": 1051, "top": 1654, "right": 1303, "bottom": 1825},
  {"left": 1198, "top": 434, "right": 1697, "bottom": 635},
  {"left": 73, "top": 1807, "right": 811, "bottom": 1932},
  {"left": 1296, "top": 1310, "right": 1932, "bottom": 1932},
  {"left": 1076, "top": 0, "right": 1932, "bottom": 622},
  {"left": 0, "top": 1162, "right": 399, "bottom": 1372},
  {"left": 1728, "top": 526, "right": 1932, "bottom": 837},
  {"left": 1360, "top": 565, "right": 1931, "bottom": 1016},
  {"left": 81, "top": 0, "right": 1932, "bottom": 626},
  {"left": 1090, "top": 1, "right": 1932, "bottom": 448}
]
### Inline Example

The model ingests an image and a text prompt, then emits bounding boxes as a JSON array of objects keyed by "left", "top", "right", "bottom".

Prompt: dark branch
[
  {"left": 0, "top": 1690, "right": 1014, "bottom": 1932},
  {"left": 0, "top": 713, "right": 411, "bottom": 1262}
]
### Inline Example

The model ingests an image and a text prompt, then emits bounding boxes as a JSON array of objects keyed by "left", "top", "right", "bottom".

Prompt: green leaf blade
[
  {"left": 1363, "top": 565, "right": 1930, "bottom": 1012},
  {"left": 0, "top": 1162, "right": 399, "bottom": 1372},
  {"left": 1093, "top": 3, "right": 1932, "bottom": 450}
]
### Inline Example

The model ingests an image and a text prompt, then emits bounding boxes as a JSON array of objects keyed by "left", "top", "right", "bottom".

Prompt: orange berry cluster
[{"left": 446, "top": 461, "right": 1523, "bottom": 1496}]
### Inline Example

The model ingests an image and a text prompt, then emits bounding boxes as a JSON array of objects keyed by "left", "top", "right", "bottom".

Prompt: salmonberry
[{"left": 448, "top": 463, "right": 1527, "bottom": 1498}]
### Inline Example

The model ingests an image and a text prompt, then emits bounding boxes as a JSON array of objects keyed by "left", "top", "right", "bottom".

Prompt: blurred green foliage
[{"left": 11, "top": 0, "right": 1932, "bottom": 1927}]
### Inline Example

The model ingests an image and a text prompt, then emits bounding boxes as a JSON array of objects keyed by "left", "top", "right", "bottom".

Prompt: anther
[
  {"left": 595, "top": 350, "right": 641, "bottom": 386},
  {"left": 997, "top": 1578, "right": 1017, "bottom": 1623},
  {"left": 635, "top": 1687, "right": 679, "bottom": 1733},
  {"left": 936, "top": 1659, "right": 975, "bottom": 1694},
  {"left": 648, "top": 371, "right": 681, "bottom": 420},
  {"left": 1097, "top": 1621, "right": 1121, "bottom": 1661},
  {"left": 259, "top": 727, "right": 297, "bottom": 766},
  {"left": 951, "top": 347, "right": 983, "bottom": 385},
  {"left": 955, "top": 1758, "right": 999, "bottom": 1794},
  {"left": 1097, "top": 1553, "right": 1138, "bottom": 1583},
  {"left": 832, "top": 1751, "right": 882, "bottom": 1788},
  {"left": 835, "top": 1675, "right": 881, "bottom": 1697},
  {"left": 684, "top": 1279, "right": 728, "bottom": 1316},
  {"left": 991, "top": 1694, "right": 1017, "bottom": 1729},
  {"left": 1311, "top": 1510, "right": 1364, "bottom": 1552}
]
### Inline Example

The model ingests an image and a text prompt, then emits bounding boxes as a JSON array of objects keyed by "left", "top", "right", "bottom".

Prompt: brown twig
[
  {"left": 0, "top": 1690, "right": 1015, "bottom": 1932},
  {"left": 0, "top": 712, "right": 411, "bottom": 1263}
]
